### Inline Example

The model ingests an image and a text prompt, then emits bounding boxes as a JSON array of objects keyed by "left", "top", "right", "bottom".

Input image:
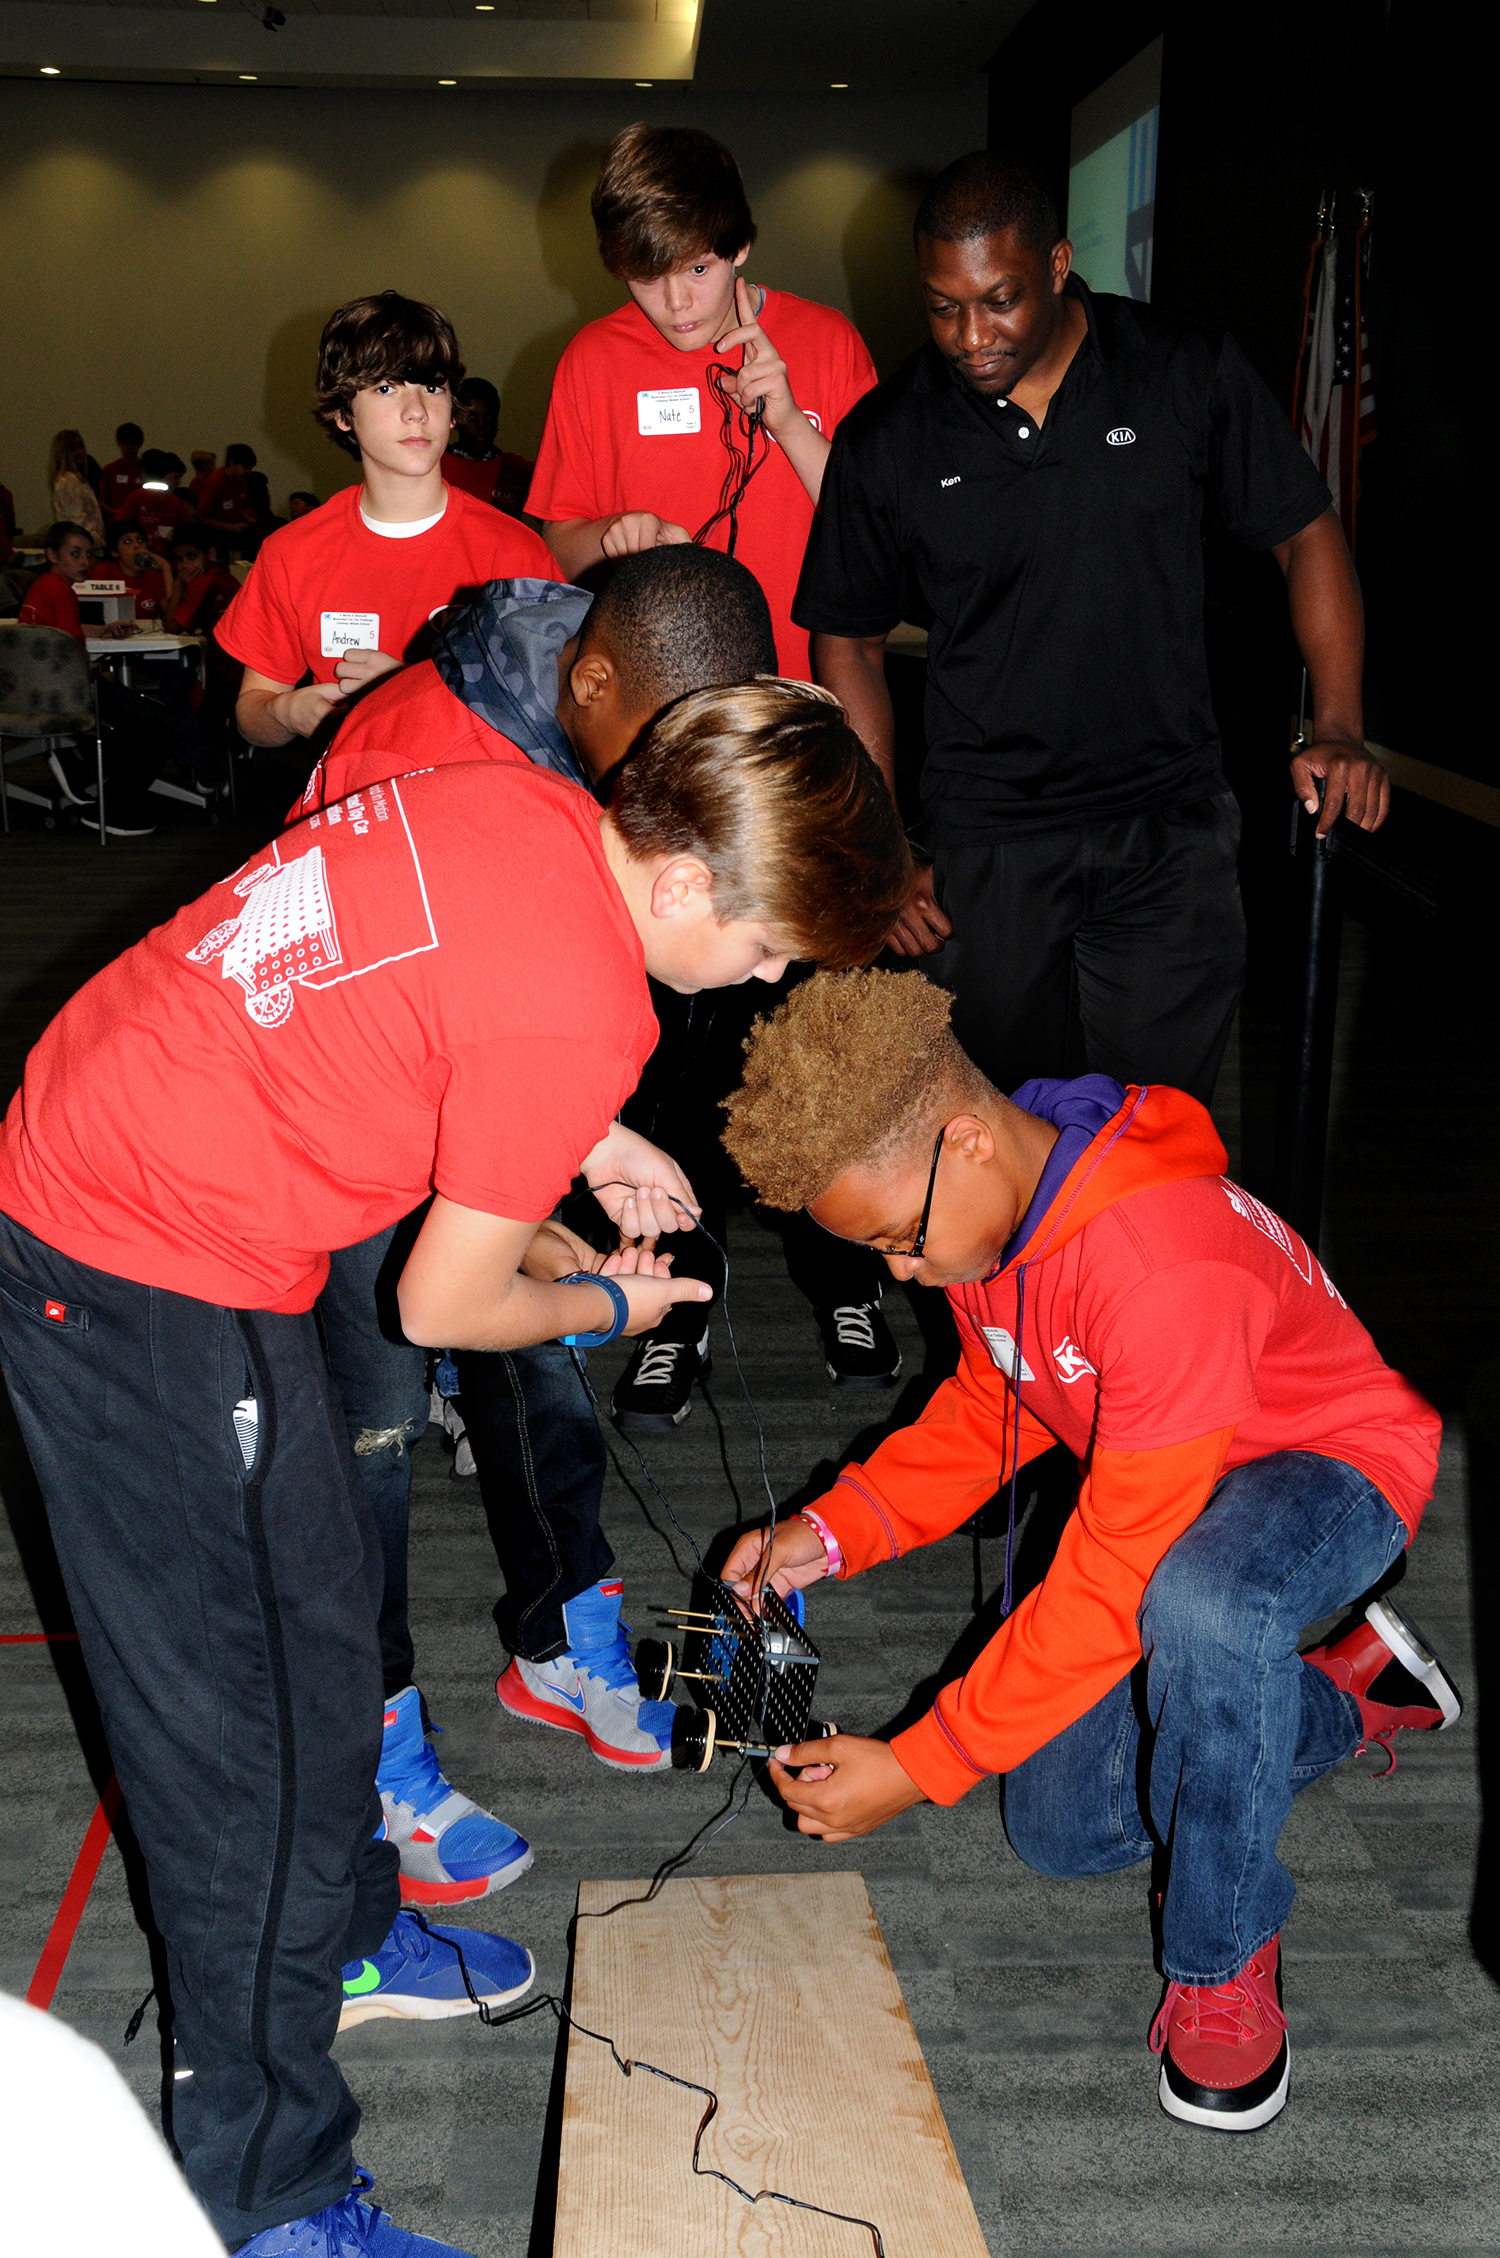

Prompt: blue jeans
[
  {"left": 318, "top": 1223, "right": 430, "bottom": 1697},
  {"left": 1002, "top": 1452, "right": 1408, "bottom": 1984}
]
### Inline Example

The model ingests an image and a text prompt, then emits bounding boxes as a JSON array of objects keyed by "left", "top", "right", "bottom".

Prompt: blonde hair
[
  {"left": 47, "top": 429, "right": 85, "bottom": 489},
  {"left": 608, "top": 680, "right": 911, "bottom": 967}
]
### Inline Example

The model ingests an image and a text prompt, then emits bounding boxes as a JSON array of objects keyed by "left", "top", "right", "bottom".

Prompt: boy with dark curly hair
[{"left": 723, "top": 968, "right": 1458, "bottom": 2135}]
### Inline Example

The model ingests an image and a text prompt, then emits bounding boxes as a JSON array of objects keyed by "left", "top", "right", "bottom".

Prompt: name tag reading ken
[
  {"left": 637, "top": 388, "right": 701, "bottom": 437},
  {"left": 321, "top": 611, "right": 380, "bottom": 659}
]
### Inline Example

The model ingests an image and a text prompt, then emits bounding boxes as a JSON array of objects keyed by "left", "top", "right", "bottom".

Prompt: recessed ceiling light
[
  {"left": 239, "top": 72, "right": 257, "bottom": 79},
  {"left": 438, "top": 77, "right": 456, "bottom": 84},
  {"left": 635, "top": 81, "right": 652, "bottom": 88},
  {"left": 475, "top": 6, "right": 493, "bottom": 11},
  {"left": 41, "top": 64, "right": 60, "bottom": 74},
  {"left": 830, "top": 81, "right": 848, "bottom": 89}
]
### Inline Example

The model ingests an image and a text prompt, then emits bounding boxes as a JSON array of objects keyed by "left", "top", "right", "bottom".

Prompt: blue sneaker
[
  {"left": 235, "top": 2166, "right": 475, "bottom": 2254},
  {"left": 339, "top": 1911, "right": 534, "bottom": 2030},
  {"left": 496, "top": 1578, "right": 675, "bottom": 1770},
  {"left": 377, "top": 1685, "right": 533, "bottom": 1908}
]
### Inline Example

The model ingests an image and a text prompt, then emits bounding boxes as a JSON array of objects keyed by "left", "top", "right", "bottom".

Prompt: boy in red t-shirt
[
  {"left": 164, "top": 524, "right": 238, "bottom": 637},
  {"left": 443, "top": 376, "right": 534, "bottom": 515},
  {"left": 721, "top": 970, "right": 1459, "bottom": 2138},
  {"left": 19, "top": 523, "right": 162, "bottom": 832},
  {"left": 109, "top": 520, "right": 172, "bottom": 620},
  {"left": 195, "top": 442, "right": 262, "bottom": 548},
  {"left": 133, "top": 450, "right": 195, "bottom": 555},
  {"left": 528, "top": 123, "right": 877, "bottom": 681},
  {"left": 0, "top": 707, "right": 908, "bottom": 2256},
  {"left": 221, "top": 291, "right": 561, "bottom": 756},
  {"left": 18, "top": 521, "right": 94, "bottom": 641},
  {"left": 99, "top": 420, "right": 146, "bottom": 520},
  {"left": 529, "top": 127, "right": 894, "bottom": 1390}
]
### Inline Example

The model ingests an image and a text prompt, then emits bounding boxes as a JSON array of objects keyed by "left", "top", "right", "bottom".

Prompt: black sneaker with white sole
[
  {"left": 612, "top": 1329, "right": 711, "bottom": 1431},
  {"left": 817, "top": 1300, "right": 901, "bottom": 1388}
]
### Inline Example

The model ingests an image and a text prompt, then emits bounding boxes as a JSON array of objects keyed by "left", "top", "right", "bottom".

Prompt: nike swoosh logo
[
  {"left": 551, "top": 1684, "right": 587, "bottom": 1713},
  {"left": 342, "top": 1960, "right": 383, "bottom": 1996}
]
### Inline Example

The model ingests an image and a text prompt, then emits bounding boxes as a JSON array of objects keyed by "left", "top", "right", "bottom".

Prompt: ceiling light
[
  {"left": 41, "top": 64, "right": 60, "bottom": 73},
  {"left": 239, "top": 72, "right": 257, "bottom": 79},
  {"left": 438, "top": 77, "right": 456, "bottom": 84},
  {"left": 830, "top": 81, "right": 848, "bottom": 88},
  {"left": 475, "top": 6, "right": 493, "bottom": 11},
  {"left": 635, "top": 81, "right": 652, "bottom": 88}
]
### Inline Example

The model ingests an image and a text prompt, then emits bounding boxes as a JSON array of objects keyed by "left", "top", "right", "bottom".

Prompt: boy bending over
[{"left": 723, "top": 969, "right": 1458, "bottom": 2134}]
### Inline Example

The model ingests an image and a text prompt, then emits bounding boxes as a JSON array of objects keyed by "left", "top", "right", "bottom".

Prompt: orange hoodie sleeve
[
  {"left": 885, "top": 1426, "right": 1235, "bottom": 1802},
  {"left": 814, "top": 1340, "right": 1059, "bottom": 1574}
]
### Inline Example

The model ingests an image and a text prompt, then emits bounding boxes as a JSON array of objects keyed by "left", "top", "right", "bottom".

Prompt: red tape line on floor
[
  {"left": 0, "top": 1632, "right": 79, "bottom": 1643},
  {"left": 26, "top": 1774, "right": 122, "bottom": 2011}
]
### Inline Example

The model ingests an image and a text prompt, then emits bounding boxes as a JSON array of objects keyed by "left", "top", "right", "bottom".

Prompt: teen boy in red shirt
[
  {"left": 133, "top": 450, "right": 195, "bottom": 555},
  {"left": 723, "top": 970, "right": 1457, "bottom": 2136},
  {"left": 529, "top": 124, "right": 876, "bottom": 682},
  {"left": 443, "top": 376, "right": 534, "bottom": 516},
  {"left": 109, "top": 520, "right": 172, "bottom": 621},
  {"left": 99, "top": 421, "right": 146, "bottom": 521},
  {"left": 223, "top": 293, "right": 561, "bottom": 755},
  {"left": 529, "top": 125, "right": 895, "bottom": 1404},
  {"left": 0, "top": 701, "right": 908, "bottom": 2257}
]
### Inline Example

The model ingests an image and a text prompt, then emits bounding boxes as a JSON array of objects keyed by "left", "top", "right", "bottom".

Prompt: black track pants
[
  {"left": 924, "top": 789, "right": 1247, "bottom": 1105},
  {"left": 0, "top": 1211, "right": 400, "bottom": 2247}
]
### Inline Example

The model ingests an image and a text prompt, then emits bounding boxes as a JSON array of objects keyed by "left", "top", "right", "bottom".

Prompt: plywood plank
[{"left": 554, "top": 1871, "right": 988, "bottom": 2258}]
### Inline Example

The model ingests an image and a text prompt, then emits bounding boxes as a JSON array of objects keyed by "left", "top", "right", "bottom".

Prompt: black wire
[
  {"left": 692, "top": 363, "right": 770, "bottom": 559},
  {"left": 411, "top": 1904, "right": 886, "bottom": 2258}
]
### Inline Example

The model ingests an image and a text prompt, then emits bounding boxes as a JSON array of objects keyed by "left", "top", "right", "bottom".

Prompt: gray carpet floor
[{"left": 0, "top": 821, "right": 1494, "bottom": 2255}]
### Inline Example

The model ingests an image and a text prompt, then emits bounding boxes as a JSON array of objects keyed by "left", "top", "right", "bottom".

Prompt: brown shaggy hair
[
  {"left": 592, "top": 123, "right": 757, "bottom": 280},
  {"left": 314, "top": 291, "right": 465, "bottom": 459},
  {"left": 607, "top": 682, "right": 910, "bottom": 968},
  {"left": 723, "top": 968, "right": 991, "bottom": 1210}
]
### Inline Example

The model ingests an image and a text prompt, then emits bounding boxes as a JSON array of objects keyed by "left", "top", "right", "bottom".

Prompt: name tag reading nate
[
  {"left": 321, "top": 611, "right": 380, "bottom": 659},
  {"left": 637, "top": 388, "right": 701, "bottom": 436}
]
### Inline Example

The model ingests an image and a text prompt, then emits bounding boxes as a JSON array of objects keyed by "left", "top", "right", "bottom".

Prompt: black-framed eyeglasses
[{"left": 879, "top": 1124, "right": 946, "bottom": 1261}]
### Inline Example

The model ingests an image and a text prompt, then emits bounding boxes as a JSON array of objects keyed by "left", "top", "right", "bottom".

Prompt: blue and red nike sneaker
[
  {"left": 338, "top": 1911, "right": 534, "bottom": 2030},
  {"left": 376, "top": 1684, "right": 533, "bottom": 1907}
]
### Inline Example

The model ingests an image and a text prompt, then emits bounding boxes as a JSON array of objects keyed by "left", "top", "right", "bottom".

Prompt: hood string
[{"left": 1002, "top": 1262, "right": 1027, "bottom": 1618}]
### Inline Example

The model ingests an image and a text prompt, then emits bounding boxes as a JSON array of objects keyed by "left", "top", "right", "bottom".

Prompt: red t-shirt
[
  {"left": 100, "top": 458, "right": 145, "bottom": 519},
  {"left": 19, "top": 572, "right": 83, "bottom": 644},
  {"left": 196, "top": 469, "right": 259, "bottom": 529},
  {"left": 123, "top": 567, "right": 168, "bottom": 621},
  {"left": 0, "top": 762, "right": 657, "bottom": 1313},
  {"left": 171, "top": 565, "right": 239, "bottom": 636},
  {"left": 292, "top": 660, "right": 526, "bottom": 819},
  {"left": 134, "top": 490, "right": 194, "bottom": 555},
  {"left": 442, "top": 451, "right": 535, "bottom": 513},
  {"left": 528, "top": 290, "right": 876, "bottom": 677},
  {"left": 216, "top": 485, "right": 562, "bottom": 687}
]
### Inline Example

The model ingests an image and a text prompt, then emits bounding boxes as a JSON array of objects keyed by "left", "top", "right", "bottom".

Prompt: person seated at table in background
[
  {"left": 47, "top": 430, "right": 104, "bottom": 551},
  {"left": 100, "top": 422, "right": 147, "bottom": 522},
  {"left": 18, "top": 521, "right": 163, "bottom": 834},
  {"left": 135, "top": 451, "right": 195, "bottom": 557},
  {"left": 188, "top": 447, "right": 216, "bottom": 501},
  {"left": 288, "top": 489, "right": 320, "bottom": 520},
  {"left": 163, "top": 525, "right": 238, "bottom": 638},
  {"left": 109, "top": 520, "right": 174, "bottom": 623},
  {"left": 443, "top": 376, "right": 533, "bottom": 516},
  {"left": 196, "top": 443, "right": 262, "bottom": 552}
]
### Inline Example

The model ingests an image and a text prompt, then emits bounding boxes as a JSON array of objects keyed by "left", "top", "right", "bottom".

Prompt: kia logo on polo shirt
[{"left": 1106, "top": 427, "right": 1137, "bottom": 446}]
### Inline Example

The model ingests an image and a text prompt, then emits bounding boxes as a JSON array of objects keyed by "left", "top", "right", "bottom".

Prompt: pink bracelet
[{"left": 799, "top": 1508, "right": 844, "bottom": 1579}]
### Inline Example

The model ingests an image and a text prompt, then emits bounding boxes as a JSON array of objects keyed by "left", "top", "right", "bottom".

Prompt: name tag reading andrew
[
  {"left": 321, "top": 611, "right": 380, "bottom": 658},
  {"left": 637, "top": 388, "right": 701, "bottom": 436}
]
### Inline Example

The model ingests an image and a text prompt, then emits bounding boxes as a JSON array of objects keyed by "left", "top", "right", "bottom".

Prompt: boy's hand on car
[
  {"left": 769, "top": 1733, "right": 925, "bottom": 1841},
  {"left": 722, "top": 1516, "right": 829, "bottom": 1609}
]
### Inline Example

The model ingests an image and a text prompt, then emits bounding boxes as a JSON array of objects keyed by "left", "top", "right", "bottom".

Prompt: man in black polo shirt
[{"left": 796, "top": 151, "right": 1388, "bottom": 1102}]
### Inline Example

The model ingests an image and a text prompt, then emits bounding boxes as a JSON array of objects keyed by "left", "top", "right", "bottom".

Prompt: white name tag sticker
[
  {"left": 637, "top": 387, "right": 701, "bottom": 436},
  {"left": 321, "top": 610, "right": 380, "bottom": 657}
]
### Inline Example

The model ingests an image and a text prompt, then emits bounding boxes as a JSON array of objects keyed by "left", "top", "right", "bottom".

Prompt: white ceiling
[{"left": 1, "top": 0, "right": 1031, "bottom": 90}]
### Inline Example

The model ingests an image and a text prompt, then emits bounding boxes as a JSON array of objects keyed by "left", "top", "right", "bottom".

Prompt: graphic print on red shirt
[
  {"left": 216, "top": 485, "right": 562, "bottom": 687},
  {"left": 0, "top": 762, "right": 657, "bottom": 1314},
  {"left": 527, "top": 290, "right": 876, "bottom": 677},
  {"left": 19, "top": 571, "right": 84, "bottom": 644},
  {"left": 294, "top": 660, "right": 527, "bottom": 818},
  {"left": 124, "top": 567, "right": 168, "bottom": 621}
]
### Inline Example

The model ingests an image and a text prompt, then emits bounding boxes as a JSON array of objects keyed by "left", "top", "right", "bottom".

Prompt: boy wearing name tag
[
  {"left": 221, "top": 291, "right": 559, "bottom": 754},
  {"left": 529, "top": 124, "right": 896, "bottom": 1398},
  {"left": 529, "top": 123, "right": 877, "bottom": 680}
]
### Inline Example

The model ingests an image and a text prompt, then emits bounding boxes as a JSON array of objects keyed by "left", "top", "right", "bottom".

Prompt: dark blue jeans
[
  {"left": 0, "top": 1211, "right": 398, "bottom": 2245},
  {"left": 1002, "top": 1452, "right": 1408, "bottom": 1985},
  {"left": 318, "top": 1224, "right": 430, "bottom": 1697}
]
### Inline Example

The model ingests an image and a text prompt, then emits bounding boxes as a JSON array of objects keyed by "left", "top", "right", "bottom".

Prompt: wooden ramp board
[{"left": 555, "top": 1871, "right": 988, "bottom": 2258}]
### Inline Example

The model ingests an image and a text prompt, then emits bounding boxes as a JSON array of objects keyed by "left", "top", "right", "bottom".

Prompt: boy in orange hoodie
[{"left": 722, "top": 968, "right": 1459, "bottom": 2134}]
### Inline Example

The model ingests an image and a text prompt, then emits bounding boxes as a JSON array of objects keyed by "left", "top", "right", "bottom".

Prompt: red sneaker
[
  {"left": 1151, "top": 1935, "right": 1290, "bottom": 2130},
  {"left": 1303, "top": 1594, "right": 1462, "bottom": 1774}
]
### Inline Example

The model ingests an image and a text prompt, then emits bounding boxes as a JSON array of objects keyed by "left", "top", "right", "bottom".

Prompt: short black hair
[
  {"left": 913, "top": 150, "right": 1060, "bottom": 258},
  {"left": 586, "top": 546, "right": 777, "bottom": 708},
  {"left": 289, "top": 490, "right": 319, "bottom": 508},
  {"left": 109, "top": 519, "right": 146, "bottom": 548},
  {"left": 225, "top": 443, "right": 258, "bottom": 470},
  {"left": 169, "top": 523, "right": 213, "bottom": 556},
  {"left": 457, "top": 377, "right": 500, "bottom": 415},
  {"left": 115, "top": 422, "right": 143, "bottom": 448},
  {"left": 44, "top": 521, "right": 93, "bottom": 555}
]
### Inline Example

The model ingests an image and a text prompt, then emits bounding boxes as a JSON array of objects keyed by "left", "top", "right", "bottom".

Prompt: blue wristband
[{"left": 556, "top": 1271, "right": 629, "bottom": 1348}]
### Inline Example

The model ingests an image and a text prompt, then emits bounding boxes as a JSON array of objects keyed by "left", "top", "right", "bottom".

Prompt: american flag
[{"left": 1292, "top": 194, "right": 1377, "bottom": 551}]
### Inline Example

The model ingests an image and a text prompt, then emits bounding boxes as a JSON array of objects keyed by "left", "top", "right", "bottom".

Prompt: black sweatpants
[
  {"left": 0, "top": 1212, "right": 399, "bottom": 2248},
  {"left": 924, "top": 789, "right": 1247, "bottom": 1105}
]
